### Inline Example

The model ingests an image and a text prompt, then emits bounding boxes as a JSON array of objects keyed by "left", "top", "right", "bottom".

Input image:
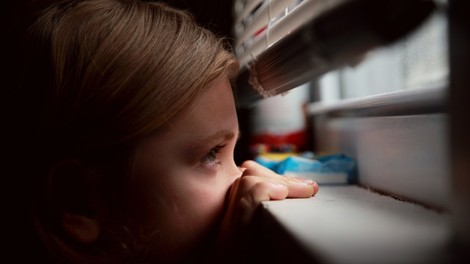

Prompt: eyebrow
[{"left": 199, "top": 129, "right": 241, "bottom": 145}]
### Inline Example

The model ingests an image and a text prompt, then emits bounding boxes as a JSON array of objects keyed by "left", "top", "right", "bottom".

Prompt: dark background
[{"left": 158, "top": 0, "right": 235, "bottom": 40}]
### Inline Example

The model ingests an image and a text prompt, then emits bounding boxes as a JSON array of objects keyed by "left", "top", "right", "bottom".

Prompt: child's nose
[{"left": 228, "top": 159, "right": 243, "bottom": 181}]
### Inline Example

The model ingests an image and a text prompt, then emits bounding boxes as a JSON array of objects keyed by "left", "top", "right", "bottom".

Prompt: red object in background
[
  {"left": 249, "top": 84, "right": 310, "bottom": 155},
  {"left": 251, "top": 130, "right": 307, "bottom": 153}
]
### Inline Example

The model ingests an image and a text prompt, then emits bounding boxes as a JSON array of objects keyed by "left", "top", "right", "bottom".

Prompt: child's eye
[{"left": 200, "top": 145, "right": 225, "bottom": 167}]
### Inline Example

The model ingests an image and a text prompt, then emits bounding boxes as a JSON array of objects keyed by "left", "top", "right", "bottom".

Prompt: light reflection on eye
[{"left": 200, "top": 144, "right": 225, "bottom": 167}]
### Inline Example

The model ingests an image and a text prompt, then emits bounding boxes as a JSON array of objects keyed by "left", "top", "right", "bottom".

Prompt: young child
[{"left": 10, "top": 0, "right": 318, "bottom": 263}]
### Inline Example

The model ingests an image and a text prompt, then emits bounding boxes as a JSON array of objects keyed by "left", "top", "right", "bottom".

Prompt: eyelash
[{"left": 201, "top": 145, "right": 225, "bottom": 167}]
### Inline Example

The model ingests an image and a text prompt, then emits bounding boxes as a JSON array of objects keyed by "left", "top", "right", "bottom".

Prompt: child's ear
[{"left": 47, "top": 159, "right": 102, "bottom": 244}]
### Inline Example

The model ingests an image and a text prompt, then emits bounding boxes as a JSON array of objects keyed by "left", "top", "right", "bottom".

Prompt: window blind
[{"left": 233, "top": 0, "right": 436, "bottom": 107}]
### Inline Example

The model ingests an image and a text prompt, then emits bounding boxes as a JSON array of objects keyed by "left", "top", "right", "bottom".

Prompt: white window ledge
[{"left": 257, "top": 185, "right": 452, "bottom": 264}]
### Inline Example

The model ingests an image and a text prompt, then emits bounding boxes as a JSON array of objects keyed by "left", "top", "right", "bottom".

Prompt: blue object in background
[{"left": 255, "top": 153, "right": 357, "bottom": 184}]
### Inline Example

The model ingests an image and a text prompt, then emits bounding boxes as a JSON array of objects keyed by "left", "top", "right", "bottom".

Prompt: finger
[
  {"left": 238, "top": 181, "right": 288, "bottom": 224},
  {"left": 283, "top": 179, "right": 316, "bottom": 198},
  {"left": 234, "top": 175, "right": 289, "bottom": 202},
  {"left": 239, "top": 160, "right": 280, "bottom": 179},
  {"left": 312, "top": 180, "right": 319, "bottom": 195},
  {"left": 283, "top": 176, "right": 319, "bottom": 196},
  {"left": 240, "top": 161, "right": 320, "bottom": 195},
  {"left": 241, "top": 171, "right": 318, "bottom": 198},
  {"left": 250, "top": 181, "right": 290, "bottom": 201},
  {"left": 238, "top": 171, "right": 318, "bottom": 199}
]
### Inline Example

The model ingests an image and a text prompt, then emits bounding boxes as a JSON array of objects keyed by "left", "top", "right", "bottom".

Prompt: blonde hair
[
  {"left": 34, "top": 0, "right": 238, "bottom": 146},
  {"left": 22, "top": 0, "right": 238, "bottom": 262}
]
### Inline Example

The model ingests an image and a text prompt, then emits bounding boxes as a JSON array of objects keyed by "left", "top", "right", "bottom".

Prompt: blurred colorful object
[{"left": 255, "top": 153, "right": 357, "bottom": 185}]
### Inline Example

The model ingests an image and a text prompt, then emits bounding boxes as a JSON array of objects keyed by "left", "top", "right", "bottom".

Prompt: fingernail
[
  {"left": 287, "top": 177, "right": 316, "bottom": 186},
  {"left": 302, "top": 179, "right": 316, "bottom": 186},
  {"left": 290, "top": 181, "right": 312, "bottom": 187}
]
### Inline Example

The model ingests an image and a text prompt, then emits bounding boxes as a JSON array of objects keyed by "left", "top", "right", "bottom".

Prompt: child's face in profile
[{"left": 133, "top": 76, "right": 241, "bottom": 259}]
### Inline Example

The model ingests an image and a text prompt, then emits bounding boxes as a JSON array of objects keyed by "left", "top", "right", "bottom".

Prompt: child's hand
[{"left": 217, "top": 160, "right": 319, "bottom": 246}]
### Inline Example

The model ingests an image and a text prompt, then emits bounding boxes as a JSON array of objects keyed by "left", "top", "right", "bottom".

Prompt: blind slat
[{"left": 234, "top": 0, "right": 436, "bottom": 108}]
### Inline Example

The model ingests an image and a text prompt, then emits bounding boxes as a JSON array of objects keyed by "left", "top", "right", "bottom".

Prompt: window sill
[{"left": 255, "top": 185, "right": 452, "bottom": 264}]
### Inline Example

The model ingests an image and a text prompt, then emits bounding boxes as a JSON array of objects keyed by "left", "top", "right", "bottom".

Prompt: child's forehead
[
  {"left": 174, "top": 76, "right": 234, "bottom": 119},
  {"left": 149, "top": 76, "right": 238, "bottom": 143}
]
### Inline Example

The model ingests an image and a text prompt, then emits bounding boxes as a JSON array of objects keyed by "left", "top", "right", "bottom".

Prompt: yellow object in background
[{"left": 257, "top": 152, "right": 299, "bottom": 161}]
